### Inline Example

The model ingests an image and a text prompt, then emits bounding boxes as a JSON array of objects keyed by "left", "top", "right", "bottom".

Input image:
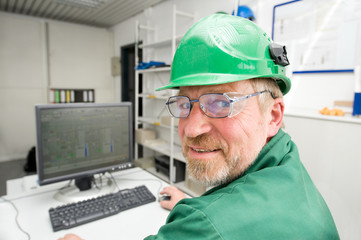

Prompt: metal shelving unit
[{"left": 134, "top": 4, "right": 196, "bottom": 195}]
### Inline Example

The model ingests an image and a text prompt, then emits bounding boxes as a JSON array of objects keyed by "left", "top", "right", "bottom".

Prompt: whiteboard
[{"left": 272, "top": 0, "right": 361, "bottom": 72}]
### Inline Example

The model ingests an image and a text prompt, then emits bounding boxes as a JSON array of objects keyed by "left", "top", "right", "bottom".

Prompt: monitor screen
[{"left": 35, "top": 102, "right": 133, "bottom": 189}]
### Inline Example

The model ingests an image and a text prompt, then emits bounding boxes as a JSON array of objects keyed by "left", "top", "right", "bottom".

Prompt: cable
[
  {"left": 107, "top": 172, "right": 121, "bottom": 191},
  {"left": 109, "top": 172, "right": 165, "bottom": 198},
  {"left": 58, "top": 179, "right": 73, "bottom": 190},
  {"left": 0, "top": 196, "right": 31, "bottom": 240}
]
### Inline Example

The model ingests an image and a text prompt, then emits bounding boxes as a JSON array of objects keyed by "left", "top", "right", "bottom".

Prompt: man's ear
[{"left": 267, "top": 98, "right": 284, "bottom": 138}]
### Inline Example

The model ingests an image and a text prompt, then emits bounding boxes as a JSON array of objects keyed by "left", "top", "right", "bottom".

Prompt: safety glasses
[{"left": 165, "top": 90, "right": 274, "bottom": 118}]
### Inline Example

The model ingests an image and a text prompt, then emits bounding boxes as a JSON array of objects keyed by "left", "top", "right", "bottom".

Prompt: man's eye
[
  {"left": 211, "top": 100, "right": 229, "bottom": 108},
  {"left": 219, "top": 101, "right": 230, "bottom": 108},
  {"left": 179, "top": 102, "right": 190, "bottom": 109}
]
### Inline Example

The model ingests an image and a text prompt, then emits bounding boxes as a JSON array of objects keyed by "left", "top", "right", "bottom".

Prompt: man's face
[{"left": 178, "top": 80, "right": 270, "bottom": 186}]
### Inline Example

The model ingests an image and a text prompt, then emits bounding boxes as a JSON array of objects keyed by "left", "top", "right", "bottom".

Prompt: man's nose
[{"left": 182, "top": 103, "right": 212, "bottom": 138}]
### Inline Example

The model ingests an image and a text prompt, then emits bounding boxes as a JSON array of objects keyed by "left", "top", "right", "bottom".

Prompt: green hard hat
[{"left": 156, "top": 14, "right": 291, "bottom": 95}]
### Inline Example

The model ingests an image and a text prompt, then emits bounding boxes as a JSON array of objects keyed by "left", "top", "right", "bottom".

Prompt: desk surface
[{"left": 0, "top": 168, "right": 170, "bottom": 240}]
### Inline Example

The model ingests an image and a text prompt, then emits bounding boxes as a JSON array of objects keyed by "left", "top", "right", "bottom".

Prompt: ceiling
[{"left": 0, "top": 0, "right": 166, "bottom": 28}]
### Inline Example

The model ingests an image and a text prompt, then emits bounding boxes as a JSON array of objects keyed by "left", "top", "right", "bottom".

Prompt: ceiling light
[{"left": 55, "top": 0, "right": 109, "bottom": 9}]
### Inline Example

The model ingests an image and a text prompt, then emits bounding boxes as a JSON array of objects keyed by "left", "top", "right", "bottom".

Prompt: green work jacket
[{"left": 145, "top": 130, "right": 339, "bottom": 239}]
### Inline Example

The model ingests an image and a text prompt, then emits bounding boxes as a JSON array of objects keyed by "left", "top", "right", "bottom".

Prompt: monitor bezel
[{"left": 35, "top": 102, "right": 133, "bottom": 186}]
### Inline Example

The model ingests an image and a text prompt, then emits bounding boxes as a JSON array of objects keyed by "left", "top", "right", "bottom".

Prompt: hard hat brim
[{"left": 156, "top": 73, "right": 290, "bottom": 95}]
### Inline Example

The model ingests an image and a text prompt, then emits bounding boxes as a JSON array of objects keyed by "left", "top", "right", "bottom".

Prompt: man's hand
[
  {"left": 159, "top": 185, "right": 187, "bottom": 210},
  {"left": 58, "top": 233, "right": 83, "bottom": 240}
]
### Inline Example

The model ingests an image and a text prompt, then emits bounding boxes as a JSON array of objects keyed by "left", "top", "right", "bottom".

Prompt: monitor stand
[{"left": 53, "top": 175, "right": 116, "bottom": 204}]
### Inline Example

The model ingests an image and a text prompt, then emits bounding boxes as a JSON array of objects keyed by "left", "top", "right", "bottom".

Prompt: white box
[
  {"left": 161, "top": 116, "right": 179, "bottom": 127},
  {"left": 135, "top": 128, "right": 156, "bottom": 145}
]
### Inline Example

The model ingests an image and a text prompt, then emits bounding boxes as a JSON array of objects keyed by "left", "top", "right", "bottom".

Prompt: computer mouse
[{"left": 158, "top": 195, "right": 171, "bottom": 201}]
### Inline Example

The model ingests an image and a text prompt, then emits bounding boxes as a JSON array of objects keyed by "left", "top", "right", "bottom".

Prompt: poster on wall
[{"left": 272, "top": 0, "right": 361, "bottom": 73}]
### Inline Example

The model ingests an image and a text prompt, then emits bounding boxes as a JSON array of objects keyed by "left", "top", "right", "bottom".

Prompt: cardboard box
[
  {"left": 134, "top": 158, "right": 155, "bottom": 169},
  {"left": 135, "top": 128, "right": 156, "bottom": 145},
  {"left": 161, "top": 116, "right": 179, "bottom": 127}
]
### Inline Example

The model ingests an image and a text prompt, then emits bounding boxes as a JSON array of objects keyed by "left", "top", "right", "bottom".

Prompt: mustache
[{"left": 184, "top": 133, "right": 225, "bottom": 151}]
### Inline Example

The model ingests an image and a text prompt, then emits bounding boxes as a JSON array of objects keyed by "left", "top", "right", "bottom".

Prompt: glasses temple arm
[{"left": 230, "top": 90, "right": 276, "bottom": 103}]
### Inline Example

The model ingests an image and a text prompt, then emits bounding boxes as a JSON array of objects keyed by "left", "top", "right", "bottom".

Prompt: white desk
[{"left": 0, "top": 168, "right": 170, "bottom": 240}]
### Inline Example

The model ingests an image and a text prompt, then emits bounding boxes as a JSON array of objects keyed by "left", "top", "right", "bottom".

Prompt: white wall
[
  {"left": 283, "top": 116, "right": 361, "bottom": 239},
  {"left": 110, "top": 0, "right": 361, "bottom": 239},
  {"left": 0, "top": 13, "right": 47, "bottom": 162},
  {"left": 47, "top": 21, "right": 115, "bottom": 101},
  {"left": 0, "top": 12, "right": 115, "bottom": 162}
]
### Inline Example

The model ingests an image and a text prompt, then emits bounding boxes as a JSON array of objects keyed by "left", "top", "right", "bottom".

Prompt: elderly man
[
  {"left": 59, "top": 14, "right": 339, "bottom": 240},
  {"left": 146, "top": 13, "right": 339, "bottom": 239}
]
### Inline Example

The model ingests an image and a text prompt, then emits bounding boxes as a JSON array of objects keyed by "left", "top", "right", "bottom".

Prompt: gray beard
[
  {"left": 183, "top": 132, "right": 265, "bottom": 188},
  {"left": 186, "top": 148, "right": 262, "bottom": 187},
  {"left": 186, "top": 155, "right": 244, "bottom": 187}
]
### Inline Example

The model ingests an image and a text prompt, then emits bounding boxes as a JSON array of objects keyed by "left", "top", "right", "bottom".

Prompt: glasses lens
[
  {"left": 167, "top": 96, "right": 190, "bottom": 118},
  {"left": 199, "top": 94, "right": 231, "bottom": 118}
]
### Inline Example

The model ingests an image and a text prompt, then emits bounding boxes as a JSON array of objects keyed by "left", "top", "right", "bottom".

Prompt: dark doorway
[
  {"left": 121, "top": 43, "right": 142, "bottom": 157},
  {"left": 121, "top": 43, "right": 142, "bottom": 118}
]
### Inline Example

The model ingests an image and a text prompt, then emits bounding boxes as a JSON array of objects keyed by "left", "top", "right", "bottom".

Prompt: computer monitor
[{"left": 35, "top": 102, "right": 133, "bottom": 203}]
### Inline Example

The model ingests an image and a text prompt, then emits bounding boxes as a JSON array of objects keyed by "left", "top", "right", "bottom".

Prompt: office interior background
[{"left": 1, "top": 0, "right": 361, "bottom": 239}]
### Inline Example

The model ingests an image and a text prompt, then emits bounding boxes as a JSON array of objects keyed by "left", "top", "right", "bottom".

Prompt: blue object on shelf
[
  {"left": 232, "top": 5, "right": 255, "bottom": 21},
  {"left": 353, "top": 92, "right": 361, "bottom": 116},
  {"left": 136, "top": 61, "right": 166, "bottom": 70}
]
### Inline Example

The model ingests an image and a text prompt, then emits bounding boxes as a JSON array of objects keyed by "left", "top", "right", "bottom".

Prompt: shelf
[
  {"left": 139, "top": 35, "right": 183, "bottom": 48},
  {"left": 139, "top": 139, "right": 170, "bottom": 156},
  {"left": 135, "top": 5, "right": 194, "bottom": 190},
  {"left": 284, "top": 108, "right": 361, "bottom": 124},
  {"left": 139, "top": 93, "right": 170, "bottom": 100},
  {"left": 145, "top": 166, "right": 170, "bottom": 183},
  {"left": 137, "top": 117, "right": 179, "bottom": 130},
  {"left": 138, "top": 140, "right": 185, "bottom": 163},
  {"left": 136, "top": 66, "right": 171, "bottom": 74},
  {"left": 138, "top": 117, "right": 172, "bottom": 129}
]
